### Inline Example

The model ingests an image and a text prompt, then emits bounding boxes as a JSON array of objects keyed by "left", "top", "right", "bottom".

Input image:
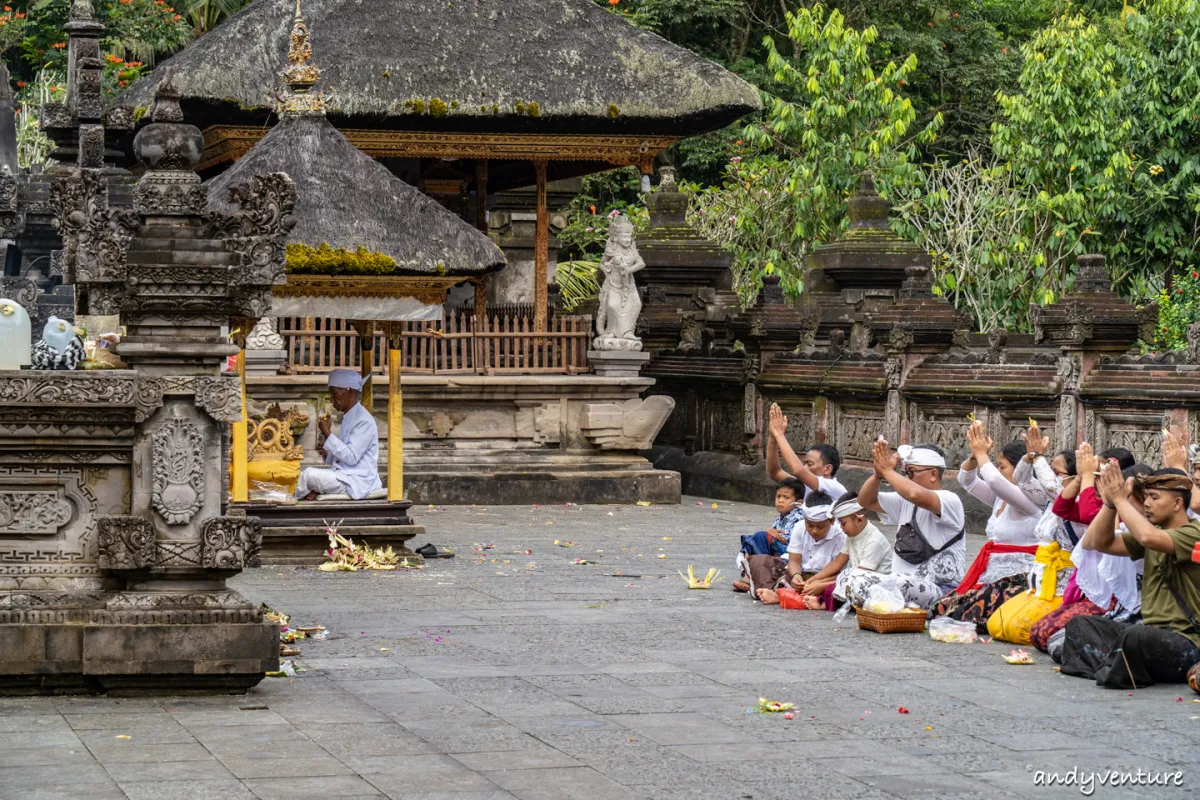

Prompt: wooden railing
[{"left": 278, "top": 313, "right": 593, "bottom": 375}]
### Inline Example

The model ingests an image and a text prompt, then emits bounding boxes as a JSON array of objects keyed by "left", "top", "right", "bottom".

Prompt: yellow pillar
[
  {"left": 387, "top": 345, "right": 403, "bottom": 501},
  {"left": 231, "top": 348, "right": 249, "bottom": 502}
]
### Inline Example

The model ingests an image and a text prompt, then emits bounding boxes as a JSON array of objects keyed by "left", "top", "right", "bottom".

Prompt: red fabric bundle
[{"left": 954, "top": 541, "right": 1039, "bottom": 594}]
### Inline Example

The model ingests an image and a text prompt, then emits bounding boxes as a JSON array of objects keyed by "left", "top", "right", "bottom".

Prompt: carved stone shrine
[{"left": 0, "top": 17, "right": 290, "bottom": 691}]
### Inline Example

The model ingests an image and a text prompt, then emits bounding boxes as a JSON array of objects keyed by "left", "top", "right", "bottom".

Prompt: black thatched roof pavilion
[{"left": 124, "top": 0, "right": 761, "bottom": 331}]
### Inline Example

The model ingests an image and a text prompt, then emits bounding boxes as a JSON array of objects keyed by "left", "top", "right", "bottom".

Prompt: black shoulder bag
[{"left": 893, "top": 505, "right": 965, "bottom": 565}]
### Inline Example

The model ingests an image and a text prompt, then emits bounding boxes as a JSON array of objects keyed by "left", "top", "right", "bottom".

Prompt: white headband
[
  {"left": 832, "top": 498, "right": 864, "bottom": 518},
  {"left": 803, "top": 504, "right": 833, "bottom": 522},
  {"left": 327, "top": 368, "right": 362, "bottom": 391},
  {"left": 897, "top": 444, "right": 946, "bottom": 469}
]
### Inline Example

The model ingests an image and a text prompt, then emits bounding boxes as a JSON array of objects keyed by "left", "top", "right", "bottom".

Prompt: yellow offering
[{"left": 678, "top": 565, "right": 722, "bottom": 589}]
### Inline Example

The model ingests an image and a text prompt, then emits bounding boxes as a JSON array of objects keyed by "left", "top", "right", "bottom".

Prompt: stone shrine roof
[
  {"left": 118, "top": 0, "right": 761, "bottom": 135},
  {"left": 205, "top": 114, "right": 505, "bottom": 278}
]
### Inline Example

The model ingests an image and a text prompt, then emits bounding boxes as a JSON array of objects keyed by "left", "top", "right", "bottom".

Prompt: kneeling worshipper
[
  {"left": 933, "top": 423, "right": 1044, "bottom": 630},
  {"left": 1062, "top": 466, "right": 1200, "bottom": 689},
  {"left": 837, "top": 439, "right": 967, "bottom": 611},
  {"left": 295, "top": 369, "right": 383, "bottom": 501},
  {"left": 31, "top": 316, "right": 85, "bottom": 370}
]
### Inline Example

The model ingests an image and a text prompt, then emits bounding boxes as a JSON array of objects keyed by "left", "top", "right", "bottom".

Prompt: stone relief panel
[
  {"left": 777, "top": 401, "right": 815, "bottom": 455},
  {"left": 703, "top": 398, "right": 745, "bottom": 455},
  {"left": 831, "top": 405, "right": 887, "bottom": 463},
  {"left": 909, "top": 405, "right": 974, "bottom": 467},
  {"left": 992, "top": 410, "right": 1057, "bottom": 451},
  {"left": 151, "top": 414, "right": 206, "bottom": 525},
  {"left": 0, "top": 467, "right": 108, "bottom": 564},
  {"left": 201, "top": 516, "right": 262, "bottom": 570},
  {"left": 96, "top": 516, "right": 155, "bottom": 571},
  {"left": 1085, "top": 410, "right": 1163, "bottom": 468}
]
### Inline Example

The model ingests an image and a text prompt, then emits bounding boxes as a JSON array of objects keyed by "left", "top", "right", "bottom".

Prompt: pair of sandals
[{"left": 415, "top": 543, "right": 455, "bottom": 559}]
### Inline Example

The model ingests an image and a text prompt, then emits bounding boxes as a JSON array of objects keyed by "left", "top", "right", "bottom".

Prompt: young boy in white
[
  {"left": 801, "top": 493, "right": 892, "bottom": 610},
  {"left": 752, "top": 491, "right": 845, "bottom": 605}
]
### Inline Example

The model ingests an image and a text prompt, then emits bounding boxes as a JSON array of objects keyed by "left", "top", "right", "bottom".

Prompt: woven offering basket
[{"left": 854, "top": 606, "right": 928, "bottom": 634}]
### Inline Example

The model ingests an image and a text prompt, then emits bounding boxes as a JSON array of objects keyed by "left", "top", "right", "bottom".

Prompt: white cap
[
  {"left": 327, "top": 368, "right": 362, "bottom": 390},
  {"left": 897, "top": 444, "right": 946, "bottom": 468}
]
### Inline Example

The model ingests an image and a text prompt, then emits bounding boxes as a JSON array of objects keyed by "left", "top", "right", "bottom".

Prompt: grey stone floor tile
[
  {"left": 245, "top": 774, "right": 385, "bottom": 799},
  {"left": 165, "top": 708, "right": 292, "bottom": 728},
  {"left": 362, "top": 755, "right": 503, "bottom": 794},
  {"left": 0, "top": 781, "right": 126, "bottom": 800},
  {"left": 297, "top": 722, "right": 437, "bottom": 757},
  {"left": 450, "top": 749, "right": 583, "bottom": 771},
  {"left": 218, "top": 755, "right": 352, "bottom": 779},
  {"left": 88, "top": 742, "right": 216, "bottom": 764},
  {"left": 856, "top": 772, "right": 1023, "bottom": 799},
  {"left": 604, "top": 712, "right": 752, "bottom": 746},
  {"left": 76, "top": 727, "right": 198, "bottom": 747},
  {"left": 103, "top": 758, "right": 237, "bottom": 782},
  {"left": 119, "top": 778, "right": 257, "bottom": 800},
  {"left": 0, "top": 762, "right": 110, "bottom": 788},
  {"left": 482, "top": 766, "right": 632, "bottom": 800},
  {"left": 0, "top": 715, "right": 70, "bottom": 734},
  {"left": 0, "top": 744, "right": 96, "bottom": 769},
  {"left": 0, "top": 729, "right": 83, "bottom": 749}
]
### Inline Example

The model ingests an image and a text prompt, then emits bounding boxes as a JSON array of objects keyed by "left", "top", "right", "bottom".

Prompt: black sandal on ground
[{"left": 416, "top": 543, "right": 455, "bottom": 559}]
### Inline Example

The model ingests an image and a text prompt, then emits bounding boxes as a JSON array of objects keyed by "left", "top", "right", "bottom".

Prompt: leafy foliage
[
  {"left": 555, "top": 260, "right": 601, "bottom": 311},
  {"left": 690, "top": 4, "right": 941, "bottom": 302},
  {"left": 557, "top": 166, "right": 649, "bottom": 261}
]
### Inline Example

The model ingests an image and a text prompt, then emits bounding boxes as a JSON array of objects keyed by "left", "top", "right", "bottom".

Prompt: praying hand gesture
[
  {"left": 768, "top": 403, "right": 788, "bottom": 440},
  {"left": 1022, "top": 422, "right": 1052, "bottom": 462},
  {"left": 1164, "top": 428, "right": 1188, "bottom": 472},
  {"left": 318, "top": 414, "right": 332, "bottom": 438},
  {"left": 963, "top": 421, "right": 992, "bottom": 470},
  {"left": 1076, "top": 442, "right": 1097, "bottom": 490},
  {"left": 872, "top": 438, "right": 899, "bottom": 478},
  {"left": 1097, "top": 461, "right": 1133, "bottom": 508}
]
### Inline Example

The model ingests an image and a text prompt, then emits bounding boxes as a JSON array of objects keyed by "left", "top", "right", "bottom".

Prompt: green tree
[{"left": 691, "top": 4, "right": 941, "bottom": 303}]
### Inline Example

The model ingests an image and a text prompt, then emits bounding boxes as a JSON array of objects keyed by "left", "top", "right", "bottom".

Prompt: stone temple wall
[{"left": 632, "top": 170, "right": 1194, "bottom": 532}]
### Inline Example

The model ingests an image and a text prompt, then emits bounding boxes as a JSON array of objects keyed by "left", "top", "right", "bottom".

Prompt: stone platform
[{"left": 233, "top": 500, "right": 423, "bottom": 566}]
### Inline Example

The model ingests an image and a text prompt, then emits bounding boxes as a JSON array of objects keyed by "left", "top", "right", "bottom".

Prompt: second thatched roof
[
  {"left": 206, "top": 113, "right": 505, "bottom": 276},
  {"left": 120, "top": 0, "right": 760, "bottom": 134}
]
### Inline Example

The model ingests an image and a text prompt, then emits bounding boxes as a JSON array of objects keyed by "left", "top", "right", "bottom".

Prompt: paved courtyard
[{"left": 2, "top": 497, "right": 1198, "bottom": 799}]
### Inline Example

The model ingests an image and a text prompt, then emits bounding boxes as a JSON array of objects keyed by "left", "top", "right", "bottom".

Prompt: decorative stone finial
[
  {"left": 132, "top": 71, "right": 206, "bottom": 213},
  {"left": 279, "top": 0, "right": 325, "bottom": 115},
  {"left": 657, "top": 166, "right": 677, "bottom": 193},
  {"left": 148, "top": 70, "right": 185, "bottom": 123},
  {"left": 69, "top": 0, "right": 97, "bottom": 22},
  {"left": 845, "top": 170, "right": 890, "bottom": 231},
  {"left": 1074, "top": 253, "right": 1110, "bottom": 293}
]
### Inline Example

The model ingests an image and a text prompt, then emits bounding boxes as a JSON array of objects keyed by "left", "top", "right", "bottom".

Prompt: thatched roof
[
  {"left": 206, "top": 113, "right": 505, "bottom": 276},
  {"left": 119, "top": 0, "right": 760, "bottom": 134}
]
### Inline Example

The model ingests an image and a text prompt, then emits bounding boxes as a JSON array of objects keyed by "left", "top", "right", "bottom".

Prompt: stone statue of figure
[{"left": 593, "top": 214, "right": 645, "bottom": 351}]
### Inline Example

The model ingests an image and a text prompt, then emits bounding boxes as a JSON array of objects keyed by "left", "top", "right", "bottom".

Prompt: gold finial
[{"left": 280, "top": 0, "right": 325, "bottom": 115}]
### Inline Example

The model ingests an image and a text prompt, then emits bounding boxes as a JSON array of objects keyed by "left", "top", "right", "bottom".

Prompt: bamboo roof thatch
[
  {"left": 119, "top": 0, "right": 760, "bottom": 135},
  {"left": 206, "top": 113, "right": 505, "bottom": 278}
]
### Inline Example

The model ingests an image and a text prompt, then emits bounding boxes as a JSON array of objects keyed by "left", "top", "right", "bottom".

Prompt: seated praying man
[
  {"left": 751, "top": 491, "right": 845, "bottom": 606},
  {"left": 295, "top": 369, "right": 383, "bottom": 501},
  {"left": 765, "top": 404, "right": 847, "bottom": 503},
  {"left": 802, "top": 492, "right": 892, "bottom": 610},
  {"left": 1061, "top": 465, "right": 1200, "bottom": 689},
  {"left": 836, "top": 439, "right": 967, "bottom": 611}
]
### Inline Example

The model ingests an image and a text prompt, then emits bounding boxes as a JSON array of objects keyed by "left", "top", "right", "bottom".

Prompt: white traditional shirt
[
  {"left": 787, "top": 524, "right": 846, "bottom": 574},
  {"left": 323, "top": 402, "right": 382, "bottom": 500},
  {"left": 842, "top": 521, "right": 892, "bottom": 574},
  {"left": 877, "top": 490, "right": 967, "bottom": 587}
]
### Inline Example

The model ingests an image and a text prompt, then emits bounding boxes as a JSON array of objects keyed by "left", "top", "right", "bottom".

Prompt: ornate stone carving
[
  {"left": 246, "top": 317, "right": 285, "bottom": 350},
  {"left": 201, "top": 516, "right": 262, "bottom": 569},
  {"left": 0, "top": 374, "right": 136, "bottom": 406},
  {"left": 884, "top": 357, "right": 903, "bottom": 390},
  {"left": 835, "top": 410, "right": 886, "bottom": 462},
  {"left": 1056, "top": 355, "right": 1082, "bottom": 392},
  {"left": 96, "top": 516, "right": 155, "bottom": 571},
  {"left": 193, "top": 376, "right": 243, "bottom": 422},
  {"left": 1187, "top": 322, "right": 1200, "bottom": 365},
  {"left": 0, "top": 166, "right": 24, "bottom": 239},
  {"left": 886, "top": 326, "right": 914, "bottom": 353},
  {"left": 205, "top": 172, "right": 297, "bottom": 288},
  {"left": 51, "top": 167, "right": 140, "bottom": 289},
  {"left": 134, "top": 378, "right": 165, "bottom": 423},
  {"left": 150, "top": 414, "right": 206, "bottom": 525},
  {"left": 580, "top": 396, "right": 676, "bottom": 450},
  {"left": 0, "top": 491, "right": 73, "bottom": 535},
  {"left": 593, "top": 214, "right": 645, "bottom": 352}
]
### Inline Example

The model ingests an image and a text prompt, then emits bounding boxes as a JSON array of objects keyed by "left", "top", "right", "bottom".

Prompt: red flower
[
  {"left": 15, "top": 80, "right": 25, "bottom": 88},
  {"left": 1192, "top": 272, "right": 1198, "bottom": 279},
  {"left": 1177, "top": 288, "right": 1184, "bottom": 294}
]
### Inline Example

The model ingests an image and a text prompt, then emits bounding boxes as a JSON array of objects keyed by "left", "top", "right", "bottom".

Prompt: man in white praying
[{"left": 295, "top": 369, "right": 382, "bottom": 501}]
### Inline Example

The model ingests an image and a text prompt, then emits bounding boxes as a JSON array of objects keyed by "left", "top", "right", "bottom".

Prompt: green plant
[
  {"left": 691, "top": 4, "right": 941, "bottom": 305},
  {"left": 555, "top": 260, "right": 600, "bottom": 311},
  {"left": 558, "top": 166, "right": 648, "bottom": 261},
  {"left": 13, "top": 68, "right": 59, "bottom": 167},
  {"left": 1152, "top": 267, "right": 1200, "bottom": 351}
]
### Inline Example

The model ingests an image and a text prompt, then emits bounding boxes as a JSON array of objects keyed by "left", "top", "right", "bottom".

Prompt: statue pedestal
[
  {"left": 588, "top": 350, "right": 649, "bottom": 378},
  {"left": 245, "top": 348, "right": 287, "bottom": 376}
]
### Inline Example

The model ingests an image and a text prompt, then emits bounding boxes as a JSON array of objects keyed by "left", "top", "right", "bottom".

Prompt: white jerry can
[{"left": 0, "top": 298, "right": 32, "bottom": 370}]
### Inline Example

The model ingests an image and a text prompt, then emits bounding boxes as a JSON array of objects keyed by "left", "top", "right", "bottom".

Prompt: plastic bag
[
  {"left": 863, "top": 584, "right": 905, "bottom": 614},
  {"left": 249, "top": 480, "right": 296, "bottom": 504},
  {"left": 929, "top": 616, "right": 981, "bottom": 644},
  {"left": 831, "top": 603, "right": 854, "bottom": 626},
  {"left": 987, "top": 591, "right": 1063, "bottom": 645},
  {"left": 777, "top": 587, "right": 806, "bottom": 610}
]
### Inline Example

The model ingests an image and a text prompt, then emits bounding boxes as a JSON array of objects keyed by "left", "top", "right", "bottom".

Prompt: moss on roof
[{"left": 120, "top": 0, "right": 760, "bottom": 134}]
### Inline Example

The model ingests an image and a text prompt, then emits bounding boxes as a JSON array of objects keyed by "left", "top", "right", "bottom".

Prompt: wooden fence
[{"left": 278, "top": 312, "right": 593, "bottom": 375}]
